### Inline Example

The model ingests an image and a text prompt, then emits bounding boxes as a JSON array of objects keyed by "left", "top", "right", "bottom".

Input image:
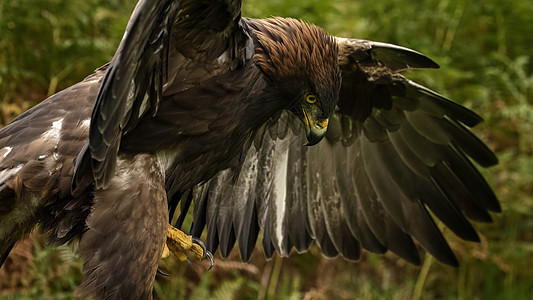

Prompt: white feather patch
[
  {"left": 1, "top": 147, "right": 12, "bottom": 158},
  {"left": 41, "top": 118, "right": 64, "bottom": 145},
  {"left": 156, "top": 149, "right": 180, "bottom": 174},
  {"left": 80, "top": 118, "right": 91, "bottom": 130},
  {"left": 0, "top": 164, "right": 22, "bottom": 185},
  {"left": 217, "top": 50, "right": 230, "bottom": 65},
  {"left": 0, "top": 147, "right": 13, "bottom": 164},
  {"left": 272, "top": 139, "right": 289, "bottom": 254}
]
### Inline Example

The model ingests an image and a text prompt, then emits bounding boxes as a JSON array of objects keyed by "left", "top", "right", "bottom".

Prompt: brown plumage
[
  {"left": 252, "top": 18, "right": 339, "bottom": 84},
  {"left": 0, "top": 0, "right": 499, "bottom": 298}
]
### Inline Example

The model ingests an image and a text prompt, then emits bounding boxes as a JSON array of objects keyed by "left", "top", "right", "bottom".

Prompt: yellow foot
[{"left": 162, "top": 224, "right": 214, "bottom": 269}]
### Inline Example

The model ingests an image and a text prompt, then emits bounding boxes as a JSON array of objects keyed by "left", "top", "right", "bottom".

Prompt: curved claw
[
  {"left": 191, "top": 236, "right": 215, "bottom": 270},
  {"left": 191, "top": 237, "right": 208, "bottom": 260},
  {"left": 205, "top": 250, "right": 215, "bottom": 271},
  {"left": 157, "top": 267, "right": 170, "bottom": 277}
]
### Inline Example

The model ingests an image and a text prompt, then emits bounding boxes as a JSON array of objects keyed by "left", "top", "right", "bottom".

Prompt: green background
[{"left": 0, "top": 0, "right": 532, "bottom": 299}]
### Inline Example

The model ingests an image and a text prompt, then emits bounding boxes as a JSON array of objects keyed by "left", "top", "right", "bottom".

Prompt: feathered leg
[{"left": 75, "top": 154, "right": 167, "bottom": 300}]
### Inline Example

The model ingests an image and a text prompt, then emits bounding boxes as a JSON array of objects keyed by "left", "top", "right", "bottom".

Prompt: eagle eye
[{"left": 306, "top": 94, "right": 317, "bottom": 104}]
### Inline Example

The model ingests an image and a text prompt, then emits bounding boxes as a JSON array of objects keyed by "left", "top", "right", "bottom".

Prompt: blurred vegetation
[{"left": 0, "top": 0, "right": 532, "bottom": 299}]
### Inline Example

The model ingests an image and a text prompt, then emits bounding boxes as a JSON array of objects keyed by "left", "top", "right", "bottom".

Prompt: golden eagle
[{"left": 0, "top": 0, "right": 499, "bottom": 298}]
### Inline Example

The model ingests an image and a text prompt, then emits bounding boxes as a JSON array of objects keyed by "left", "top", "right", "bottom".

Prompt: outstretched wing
[
  {"left": 74, "top": 0, "right": 246, "bottom": 190},
  {"left": 183, "top": 38, "right": 499, "bottom": 266}
]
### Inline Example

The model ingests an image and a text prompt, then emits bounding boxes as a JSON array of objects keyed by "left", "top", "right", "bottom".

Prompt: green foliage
[
  {"left": 1, "top": 0, "right": 532, "bottom": 299},
  {"left": 0, "top": 0, "right": 135, "bottom": 123},
  {"left": 0, "top": 239, "right": 82, "bottom": 299}
]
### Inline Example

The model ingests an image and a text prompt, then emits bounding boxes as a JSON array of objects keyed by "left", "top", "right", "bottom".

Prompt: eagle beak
[{"left": 302, "top": 108, "right": 329, "bottom": 146}]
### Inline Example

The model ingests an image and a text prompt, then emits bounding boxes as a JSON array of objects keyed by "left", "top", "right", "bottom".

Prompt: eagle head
[{"left": 252, "top": 17, "right": 341, "bottom": 145}]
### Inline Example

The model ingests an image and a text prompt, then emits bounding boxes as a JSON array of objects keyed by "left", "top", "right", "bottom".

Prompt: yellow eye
[{"left": 306, "top": 94, "right": 317, "bottom": 104}]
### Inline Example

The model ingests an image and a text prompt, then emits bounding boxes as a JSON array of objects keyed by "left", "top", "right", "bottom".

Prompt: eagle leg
[
  {"left": 163, "top": 224, "right": 214, "bottom": 269},
  {"left": 76, "top": 154, "right": 168, "bottom": 299}
]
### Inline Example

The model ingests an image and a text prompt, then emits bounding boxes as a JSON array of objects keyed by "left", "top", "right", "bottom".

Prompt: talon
[
  {"left": 205, "top": 251, "right": 215, "bottom": 271},
  {"left": 157, "top": 268, "right": 171, "bottom": 277},
  {"left": 191, "top": 236, "right": 208, "bottom": 260},
  {"left": 192, "top": 236, "right": 215, "bottom": 270}
]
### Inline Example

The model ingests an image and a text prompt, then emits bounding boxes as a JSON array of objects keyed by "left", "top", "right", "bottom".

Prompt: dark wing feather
[
  {"left": 185, "top": 38, "right": 498, "bottom": 266},
  {"left": 230, "top": 146, "right": 261, "bottom": 261},
  {"left": 286, "top": 135, "right": 313, "bottom": 253},
  {"left": 366, "top": 41, "right": 440, "bottom": 72},
  {"left": 73, "top": 0, "right": 181, "bottom": 190},
  {"left": 333, "top": 38, "right": 498, "bottom": 264}
]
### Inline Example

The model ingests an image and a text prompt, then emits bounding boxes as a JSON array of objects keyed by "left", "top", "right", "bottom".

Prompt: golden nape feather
[{"left": 250, "top": 17, "right": 339, "bottom": 83}]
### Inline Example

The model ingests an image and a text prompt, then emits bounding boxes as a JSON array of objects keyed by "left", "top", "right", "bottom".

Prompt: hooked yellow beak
[{"left": 302, "top": 108, "right": 329, "bottom": 146}]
